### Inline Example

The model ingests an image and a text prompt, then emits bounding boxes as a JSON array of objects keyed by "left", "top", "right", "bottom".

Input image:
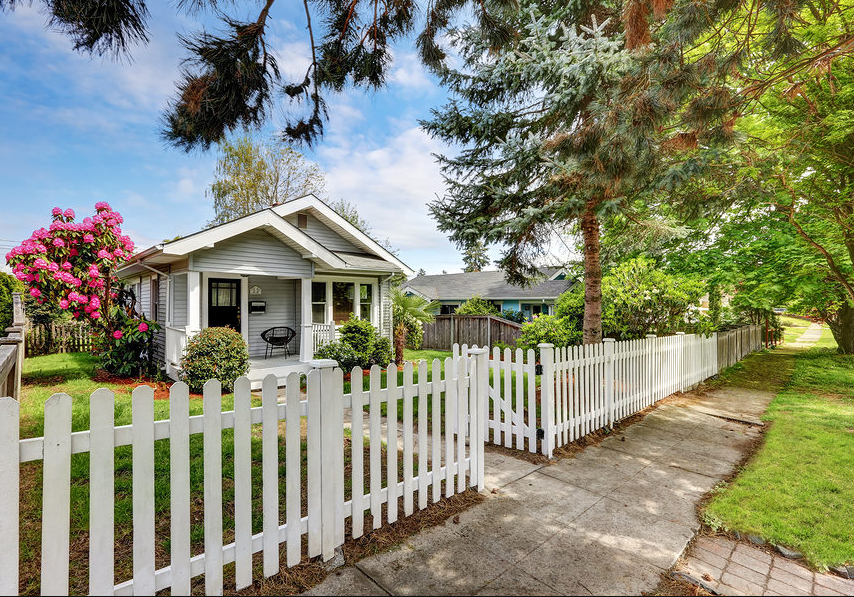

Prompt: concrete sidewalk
[{"left": 304, "top": 385, "right": 774, "bottom": 596}]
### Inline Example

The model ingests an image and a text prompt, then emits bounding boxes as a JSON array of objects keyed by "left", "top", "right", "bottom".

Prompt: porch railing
[
  {"left": 165, "top": 326, "right": 188, "bottom": 367},
  {"left": 311, "top": 323, "right": 337, "bottom": 350}
]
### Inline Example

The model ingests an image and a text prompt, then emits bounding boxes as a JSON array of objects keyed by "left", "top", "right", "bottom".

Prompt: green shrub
[
  {"left": 338, "top": 316, "right": 376, "bottom": 365},
  {"left": 371, "top": 336, "right": 394, "bottom": 367},
  {"left": 517, "top": 315, "right": 580, "bottom": 354},
  {"left": 180, "top": 327, "right": 249, "bottom": 393},
  {"left": 500, "top": 309, "right": 526, "bottom": 324},
  {"left": 335, "top": 316, "right": 393, "bottom": 368},
  {"left": 97, "top": 303, "right": 159, "bottom": 378},
  {"left": 315, "top": 340, "right": 361, "bottom": 371},
  {"left": 456, "top": 295, "right": 499, "bottom": 316},
  {"left": 0, "top": 272, "right": 24, "bottom": 333},
  {"left": 400, "top": 313, "right": 424, "bottom": 349}
]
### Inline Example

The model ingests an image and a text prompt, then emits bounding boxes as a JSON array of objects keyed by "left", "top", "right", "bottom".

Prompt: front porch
[{"left": 163, "top": 272, "right": 388, "bottom": 387}]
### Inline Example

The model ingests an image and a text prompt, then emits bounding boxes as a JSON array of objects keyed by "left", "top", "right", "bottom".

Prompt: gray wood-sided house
[{"left": 117, "top": 195, "right": 413, "bottom": 388}]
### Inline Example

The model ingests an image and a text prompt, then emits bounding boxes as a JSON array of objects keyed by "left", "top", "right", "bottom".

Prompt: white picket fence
[
  {"left": 457, "top": 331, "right": 750, "bottom": 458},
  {"left": 0, "top": 351, "right": 489, "bottom": 596}
]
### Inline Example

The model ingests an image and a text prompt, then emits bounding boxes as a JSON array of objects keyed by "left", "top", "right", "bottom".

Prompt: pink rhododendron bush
[{"left": 5, "top": 203, "right": 159, "bottom": 376}]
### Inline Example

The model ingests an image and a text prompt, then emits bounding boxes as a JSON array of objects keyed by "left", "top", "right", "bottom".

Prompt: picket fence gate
[
  {"left": 459, "top": 330, "right": 757, "bottom": 458},
  {"left": 0, "top": 351, "right": 489, "bottom": 596}
]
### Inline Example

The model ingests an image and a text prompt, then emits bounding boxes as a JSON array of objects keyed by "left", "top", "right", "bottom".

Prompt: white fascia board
[
  {"left": 272, "top": 194, "right": 415, "bottom": 277},
  {"left": 160, "top": 209, "right": 348, "bottom": 270}
]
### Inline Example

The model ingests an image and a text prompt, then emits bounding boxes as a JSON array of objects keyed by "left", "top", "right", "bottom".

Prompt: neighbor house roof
[
  {"left": 402, "top": 270, "right": 576, "bottom": 301},
  {"left": 116, "top": 194, "right": 414, "bottom": 278}
]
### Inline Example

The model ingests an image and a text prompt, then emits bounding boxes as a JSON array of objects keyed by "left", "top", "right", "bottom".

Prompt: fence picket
[
  {"left": 0, "top": 398, "right": 19, "bottom": 596},
  {"left": 443, "top": 357, "right": 455, "bottom": 498},
  {"left": 431, "top": 358, "right": 442, "bottom": 504},
  {"left": 402, "top": 361, "right": 414, "bottom": 516},
  {"left": 386, "top": 364, "right": 399, "bottom": 524},
  {"left": 169, "top": 382, "right": 191, "bottom": 596},
  {"left": 89, "top": 389, "right": 115, "bottom": 596},
  {"left": 526, "top": 349, "right": 536, "bottom": 453},
  {"left": 286, "top": 372, "right": 303, "bottom": 566},
  {"left": 233, "top": 377, "right": 252, "bottom": 590},
  {"left": 502, "top": 348, "right": 512, "bottom": 448},
  {"left": 203, "top": 379, "right": 224, "bottom": 595},
  {"left": 349, "top": 368, "right": 365, "bottom": 540},
  {"left": 369, "top": 365, "right": 382, "bottom": 529},
  {"left": 262, "top": 374, "right": 281, "bottom": 571},
  {"left": 132, "top": 386, "right": 156, "bottom": 595},
  {"left": 456, "top": 356, "right": 467, "bottom": 492},
  {"left": 417, "top": 360, "right": 429, "bottom": 510}
]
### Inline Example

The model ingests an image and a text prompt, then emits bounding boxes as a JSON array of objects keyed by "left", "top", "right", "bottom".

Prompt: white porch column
[
  {"left": 240, "top": 276, "right": 249, "bottom": 344},
  {"left": 300, "top": 278, "right": 313, "bottom": 362},
  {"left": 187, "top": 271, "right": 201, "bottom": 334}
]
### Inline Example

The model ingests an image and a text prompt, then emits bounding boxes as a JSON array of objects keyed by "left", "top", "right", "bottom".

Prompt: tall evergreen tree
[
  {"left": 462, "top": 241, "right": 490, "bottom": 272},
  {"left": 424, "top": 2, "right": 669, "bottom": 343}
]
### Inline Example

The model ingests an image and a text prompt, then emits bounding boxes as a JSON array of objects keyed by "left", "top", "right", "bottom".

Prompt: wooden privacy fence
[
  {"left": 25, "top": 322, "right": 92, "bottom": 356},
  {"left": 0, "top": 353, "right": 488, "bottom": 596},
  {"left": 422, "top": 315, "right": 523, "bottom": 350},
  {"left": 461, "top": 326, "right": 764, "bottom": 458}
]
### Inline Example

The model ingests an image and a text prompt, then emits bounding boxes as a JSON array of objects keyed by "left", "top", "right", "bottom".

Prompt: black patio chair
[{"left": 260, "top": 326, "right": 297, "bottom": 359}]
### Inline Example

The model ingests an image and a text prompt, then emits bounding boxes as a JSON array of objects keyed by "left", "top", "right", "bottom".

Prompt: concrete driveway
[{"left": 303, "top": 385, "right": 773, "bottom": 596}]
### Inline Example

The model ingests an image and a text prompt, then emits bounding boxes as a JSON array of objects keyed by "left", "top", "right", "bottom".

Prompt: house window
[
  {"left": 150, "top": 277, "right": 159, "bottom": 322},
  {"left": 332, "top": 281, "right": 354, "bottom": 325},
  {"left": 359, "top": 284, "right": 372, "bottom": 322},
  {"left": 311, "top": 281, "right": 327, "bottom": 324},
  {"left": 440, "top": 304, "right": 457, "bottom": 315},
  {"left": 522, "top": 303, "right": 549, "bottom": 319}
]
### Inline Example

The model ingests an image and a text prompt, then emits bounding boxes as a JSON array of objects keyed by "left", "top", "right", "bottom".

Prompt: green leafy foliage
[
  {"left": 180, "top": 327, "right": 249, "bottom": 393},
  {"left": 500, "top": 309, "right": 526, "bottom": 324},
  {"left": 97, "top": 301, "right": 160, "bottom": 377},
  {"left": 334, "top": 316, "right": 394, "bottom": 369},
  {"left": 0, "top": 272, "right": 23, "bottom": 333},
  {"left": 517, "top": 315, "right": 579, "bottom": 354},
  {"left": 455, "top": 296, "right": 499, "bottom": 316},
  {"left": 391, "top": 287, "right": 438, "bottom": 363},
  {"left": 314, "top": 340, "right": 360, "bottom": 371}
]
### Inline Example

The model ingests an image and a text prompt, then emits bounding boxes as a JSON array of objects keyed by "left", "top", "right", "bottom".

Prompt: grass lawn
[
  {"left": 704, "top": 327, "right": 854, "bottom": 569},
  {"left": 17, "top": 352, "right": 415, "bottom": 595},
  {"left": 780, "top": 315, "right": 811, "bottom": 344}
]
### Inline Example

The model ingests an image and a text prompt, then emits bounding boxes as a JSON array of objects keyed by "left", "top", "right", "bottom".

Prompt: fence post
[
  {"left": 1, "top": 293, "right": 26, "bottom": 400},
  {"left": 309, "top": 358, "right": 344, "bottom": 564},
  {"left": 537, "top": 343, "right": 555, "bottom": 458},
  {"left": 645, "top": 334, "right": 656, "bottom": 404},
  {"left": 603, "top": 338, "right": 615, "bottom": 427},
  {"left": 468, "top": 347, "right": 488, "bottom": 491}
]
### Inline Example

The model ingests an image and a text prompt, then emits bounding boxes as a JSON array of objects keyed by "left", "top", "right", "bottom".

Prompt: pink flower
[
  {"left": 138, "top": 322, "right": 148, "bottom": 332},
  {"left": 97, "top": 249, "right": 111, "bottom": 260},
  {"left": 91, "top": 311, "right": 101, "bottom": 320},
  {"left": 113, "top": 248, "right": 124, "bottom": 258},
  {"left": 112, "top": 330, "right": 123, "bottom": 340},
  {"left": 51, "top": 207, "right": 62, "bottom": 216},
  {"left": 69, "top": 248, "right": 78, "bottom": 257},
  {"left": 95, "top": 201, "right": 111, "bottom": 211},
  {"left": 89, "top": 296, "right": 100, "bottom": 309},
  {"left": 29, "top": 288, "right": 41, "bottom": 298},
  {"left": 72, "top": 311, "right": 80, "bottom": 318},
  {"left": 63, "top": 209, "right": 75, "bottom": 219},
  {"left": 59, "top": 299, "right": 69, "bottom": 309},
  {"left": 48, "top": 262, "right": 59, "bottom": 272},
  {"left": 52, "top": 238, "right": 64, "bottom": 247},
  {"left": 83, "top": 234, "right": 95, "bottom": 243}
]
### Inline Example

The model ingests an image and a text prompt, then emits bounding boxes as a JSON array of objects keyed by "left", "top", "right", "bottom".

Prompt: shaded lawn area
[
  {"left": 17, "top": 353, "right": 415, "bottom": 595},
  {"left": 704, "top": 341, "right": 854, "bottom": 569},
  {"left": 781, "top": 316, "right": 811, "bottom": 343}
]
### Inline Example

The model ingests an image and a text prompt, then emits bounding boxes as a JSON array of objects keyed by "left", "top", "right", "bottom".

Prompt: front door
[{"left": 208, "top": 278, "right": 241, "bottom": 330}]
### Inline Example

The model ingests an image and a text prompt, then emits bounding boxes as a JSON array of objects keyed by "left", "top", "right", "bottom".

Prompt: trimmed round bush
[
  {"left": 371, "top": 336, "right": 394, "bottom": 367},
  {"left": 180, "top": 326, "right": 249, "bottom": 393},
  {"left": 314, "top": 340, "right": 361, "bottom": 371}
]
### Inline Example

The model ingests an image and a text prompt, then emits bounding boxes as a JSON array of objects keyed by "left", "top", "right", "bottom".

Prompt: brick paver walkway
[{"left": 678, "top": 536, "right": 854, "bottom": 596}]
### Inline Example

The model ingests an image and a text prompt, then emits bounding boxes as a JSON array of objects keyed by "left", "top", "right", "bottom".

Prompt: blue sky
[{"left": 0, "top": 2, "right": 495, "bottom": 274}]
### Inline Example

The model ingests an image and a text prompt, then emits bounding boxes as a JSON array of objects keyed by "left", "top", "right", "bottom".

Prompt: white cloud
[
  {"left": 388, "top": 52, "right": 435, "bottom": 92},
  {"left": 317, "top": 124, "right": 461, "bottom": 270}
]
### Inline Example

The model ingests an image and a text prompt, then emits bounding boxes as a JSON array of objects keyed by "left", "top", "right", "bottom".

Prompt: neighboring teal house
[{"left": 401, "top": 269, "right": 576, "bottom": 320}]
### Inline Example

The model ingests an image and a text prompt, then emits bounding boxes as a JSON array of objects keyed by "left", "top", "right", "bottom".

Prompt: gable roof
[
  {"left": 403, "top": 270, "right": 576, "bottom": 301},
  {"left": 117, "top": 194, "right": 414, "bottom": 278}
]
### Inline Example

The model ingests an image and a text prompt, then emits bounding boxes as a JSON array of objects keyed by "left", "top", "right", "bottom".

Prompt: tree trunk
[
  {"left": 580, "top": 205, "right": 603, "bottom": 344},
  {"left": 394, "top": 322, "right": 407, "bottom": 364},
  {"left": 826, "top": 302, "right": 854, "bottom": 354}
]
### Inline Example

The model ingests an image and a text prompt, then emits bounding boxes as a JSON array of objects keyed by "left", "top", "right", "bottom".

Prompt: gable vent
[{"left": 297, "top": 213, "right": 308, "bottom": 229}]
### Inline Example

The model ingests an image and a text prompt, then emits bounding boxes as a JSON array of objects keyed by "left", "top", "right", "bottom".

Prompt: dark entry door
[{"left": 208, "top": 278, "right": 241, "bottom": 330}]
